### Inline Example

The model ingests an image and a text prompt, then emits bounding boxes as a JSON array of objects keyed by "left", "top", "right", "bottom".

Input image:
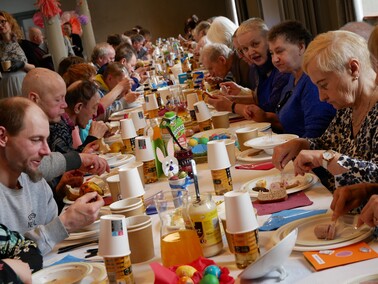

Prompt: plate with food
[
  {"left": 63, "top": 178, "right": 108, "bottom": 205},
  {"left": 272, "top": 214, "right": 373, "bottom": 251},
  {"left": 237, "top": 148, "right": 272, "bottom": 163},
  {"left": 241, "top": 173, "right": 318, "bottom": 198}
]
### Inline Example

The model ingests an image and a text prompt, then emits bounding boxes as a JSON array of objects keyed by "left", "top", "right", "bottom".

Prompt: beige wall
[{"left": 61, "top": 0, "right": 229, "bottom": 43}]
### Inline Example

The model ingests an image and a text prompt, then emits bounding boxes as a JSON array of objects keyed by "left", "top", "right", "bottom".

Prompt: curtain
[
  {"left": 234, "top": 0, "right": 264, "bottom": 23},
  {"left": 279, "top": 0, "right": 357, "bottom": 36}
]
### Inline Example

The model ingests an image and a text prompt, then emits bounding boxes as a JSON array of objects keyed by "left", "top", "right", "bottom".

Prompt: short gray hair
[
  {"left": 91, "top": 42, "right": 113, "bottom": 63},
  {"left": 201, "top": 42, "right": 233, "bottom": 62}
]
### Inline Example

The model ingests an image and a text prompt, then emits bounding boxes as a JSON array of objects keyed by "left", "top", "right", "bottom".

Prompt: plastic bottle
[{"left": 144, "top": 118, "right": 166, "bottom": 177}]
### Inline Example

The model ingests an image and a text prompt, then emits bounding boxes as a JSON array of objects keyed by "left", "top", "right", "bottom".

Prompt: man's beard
[{"left": 25, "top": 168, "right": 43, "bottom": 183}]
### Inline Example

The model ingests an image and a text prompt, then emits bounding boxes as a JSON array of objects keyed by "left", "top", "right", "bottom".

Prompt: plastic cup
[
  {"left": 98, "top": 215, "right": 130, "bottom": 257},
  {"left": 1, "top": 60, "right": 11, "bottom": 71},
  {"left": 103, "top": 255, "right": 134, "bottom": 284},
  {"left": 212, "top": 111, "right": 230, "bottom": 129},
  {"left": 235, "top": 127, "right": 258, "bottom": 151},
  {"left": 134, "top": 136, "right": 154, "bottom": 161},
  {"left": 224, "top": 191, "right": 258, "bottom": 233},
  {"left": 126, "top": 215, "right": 155, "bottom": 263},
  {"left": 129, "top": 110, "right": 146, "bottom": 132},
  {"left": 187, "top": 93, "right": 199, "bottom": 110},
  {"left": 119, "top": 160, "right": 145, "bottom": 187},
  {"left": 193, "top": 101, "right": 212, "bottom": 122},
  {"left": 207, "top": 140, "right": 231, "bottom": 170},
  {"left": 224, "top": 139, "right": 236, "bottom": 166},
  {"left": 118, "top": 167, "right": 145, "bottom": 199},
  {"left": 145, "top": 93, "right": 159, "bottom": 111},
  {"left": 120, "top": 118, "right": 137, "bottom": 139},
  {"left": 106, "top": 175, "right": 121, "bottom": 202},
  {"left": 219, "top": 213, "right": 234, "bottom": 253}
]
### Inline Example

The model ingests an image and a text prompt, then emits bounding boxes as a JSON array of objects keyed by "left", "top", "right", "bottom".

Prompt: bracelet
[{"left": 231, "top": 102, "right": 237, "bottom": 114}]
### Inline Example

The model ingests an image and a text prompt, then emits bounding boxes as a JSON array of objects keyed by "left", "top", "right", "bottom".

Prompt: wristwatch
[{"left": 322, "top": 150, "right": 336, "bottom": 169}]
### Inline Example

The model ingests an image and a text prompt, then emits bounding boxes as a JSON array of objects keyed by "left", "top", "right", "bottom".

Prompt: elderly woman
[
  {"left": 243, "top": 21, "right": 336, "bottom": 138},
  {"left": 208, "top": 18, "right": 290, "bottom": 115},
  {"left": 0, "top": 10, "right": 34, "bottom": 98},
  {"left": 272, "top": 30, "right": 378, "bottom": 192}
]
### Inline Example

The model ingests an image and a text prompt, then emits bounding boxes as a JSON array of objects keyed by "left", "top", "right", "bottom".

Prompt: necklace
[{"left": 352, "top": 91, "right": 377, "bottom": 132}]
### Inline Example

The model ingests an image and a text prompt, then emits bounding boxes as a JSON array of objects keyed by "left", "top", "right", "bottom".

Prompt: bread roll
[{"left": 314, "top": 223, "right": 336, "bottom": 240}]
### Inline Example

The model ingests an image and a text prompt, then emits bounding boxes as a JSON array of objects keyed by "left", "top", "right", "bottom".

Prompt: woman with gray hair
[
  {"left": 273, "top": 30, "right": 378, "bottom": 192},
  {"left": 206, "top": 16, "right": 237, "bottom": 48}
]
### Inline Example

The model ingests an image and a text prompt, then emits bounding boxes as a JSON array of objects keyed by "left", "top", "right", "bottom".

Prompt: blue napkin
[
  {"left": 49, "top": 254, "right": 85, "bottom": 266},
  {"left": 259, "top": 209, "right": 327, "bottom": 231}
]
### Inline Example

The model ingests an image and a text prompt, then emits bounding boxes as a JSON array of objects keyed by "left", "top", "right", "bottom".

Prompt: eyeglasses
[{"left": 0, "top": 20, "right": 7, "bottom": 25}]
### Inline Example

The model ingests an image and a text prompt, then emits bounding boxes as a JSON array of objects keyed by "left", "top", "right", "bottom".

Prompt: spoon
[{"left": 190, "top": 159, "right": 201, "bottom": 202}]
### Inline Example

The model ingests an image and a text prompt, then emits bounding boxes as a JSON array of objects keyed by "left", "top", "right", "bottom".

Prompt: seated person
[
  {"left": 0, "top": 97, "right": 104, "bottom": 255},
  {"left": 90, "top": 42, "right": 115, "bottom": 72}
]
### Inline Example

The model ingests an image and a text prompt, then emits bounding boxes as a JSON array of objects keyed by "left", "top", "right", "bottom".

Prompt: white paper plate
[
  {"left": 32, "top": 262, "right": 93, "bottom": 284},
  {"left": 237, "top": 148, "right": 272, "bottom": 163},
  {"left": 244, "top": 134, "right": 299, "bottom": 149},
  {"left": 82, "top": 263, "right": 107, "bottom": 283},
  {"left": 239, "top": 228, "right": 298, "bottom": 280},
  {"left": 66, "top": 229, "right": 98, "bottom": 241},
  {"left": 108, "top": 105, "right": 142, "bottom": 121},
  {"left": 241, "top": 173, "right": 318, "bottom": 198},
  {"left": 230, "top": 121, "right": 271, "bottom": 132},
  {"left": 346, "top": 273, "right": 378, "bottom": 284},
  {"left": 272, "top": 214, "right": 373, "bottom": 251},
  {"left": 108, "top": 154, "right": 135, "bottom": 168}
]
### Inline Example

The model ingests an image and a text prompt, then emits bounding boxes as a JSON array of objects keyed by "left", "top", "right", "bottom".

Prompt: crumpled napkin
[{"left": 259, "top": 209, "right": 327, "bottom": 231}]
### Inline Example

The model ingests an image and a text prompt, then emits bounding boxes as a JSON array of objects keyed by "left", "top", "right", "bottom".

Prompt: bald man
[
  {"left": 22, "top": 68, "right": 109, "bottom": 182},
  {"left": 0, "top": 97, "right": 104, "bottom": 255},
  {"left": 19, "top": 27, "right": 54, "bottom": 70}
]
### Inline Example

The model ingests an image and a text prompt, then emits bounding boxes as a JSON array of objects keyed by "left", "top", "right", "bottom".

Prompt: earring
[{"left": 353, "top": 76, "right": 359, "bottom": 81}]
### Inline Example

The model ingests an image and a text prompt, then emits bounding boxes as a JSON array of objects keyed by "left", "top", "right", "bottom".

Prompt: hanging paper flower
[
  {"left": 32, "top": 12, "right": 44, "bottom": 28},
  {"left": 78, "top": 15, "right": 89, "bottom": 26},
  {"left": 35, "top": 0, "right": 62, "bottom": 19},
  {"left": 70, "top": 17, "right": 82, "bottom": 35}
]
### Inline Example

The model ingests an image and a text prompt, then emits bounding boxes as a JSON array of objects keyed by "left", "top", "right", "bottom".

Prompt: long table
[{"left": 44, "top": 145, "right": 378, "bottom": 284}]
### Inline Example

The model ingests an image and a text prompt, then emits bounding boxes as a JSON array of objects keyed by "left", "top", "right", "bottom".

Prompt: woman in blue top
[{"left": 245, "top": 20, "right": 336, "bottom": 138}]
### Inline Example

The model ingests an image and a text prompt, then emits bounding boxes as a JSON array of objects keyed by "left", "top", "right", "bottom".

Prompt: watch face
[{"left": 323, "top": 151, "right": 334, "bottom": 161}]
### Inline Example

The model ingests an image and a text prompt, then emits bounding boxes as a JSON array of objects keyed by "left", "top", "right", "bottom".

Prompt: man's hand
[
  {"left": 207, "top": 95, "right": 233, "bottom": 112},
  {"left": 79, "top": 153, "right": 109, "bottom": 175},
  {"left": 55, "top": 170, "right": 84, "bottom": 198},
  {"left": 60, "top": 192, "right": 104, "bottom": 233},
  {"left": 88, "top": 121, "right": 108, "bottom": 139},
  {"left": 124, "top": 91, "right": 140, "bottom": 104},
  {"left": 219, "top": 81, "right": 242, "bottom": 96}
]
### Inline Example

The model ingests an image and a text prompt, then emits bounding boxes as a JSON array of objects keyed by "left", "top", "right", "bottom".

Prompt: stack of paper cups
[
  {"left": 130, "top": 110, "right": 146, "bottom": 135},
  {"left": 120, "top": 118, "right": 137, "bottom": 139},
  {"left": 118, "top": 167, "right": 145, "bottom": 199},
  {"left": 207, "top": 140, "right": 231, "bottom": 170},
  {"left": 193, "top": 101, "right": 212, "bottom": 122},
  {"left": 207, "top": 140, "right": 232, "bottom": 195},
  {"left": 145, "top": 93, "right": 159, "bottom": 111}
]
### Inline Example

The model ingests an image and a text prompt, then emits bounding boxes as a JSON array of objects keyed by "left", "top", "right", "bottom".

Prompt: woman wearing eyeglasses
[
  {"left": 0, "top": 11, "right": 35, "bottom": 98},
  {"left": 243, "top": 20, "right": 335, "bottom": 138}
]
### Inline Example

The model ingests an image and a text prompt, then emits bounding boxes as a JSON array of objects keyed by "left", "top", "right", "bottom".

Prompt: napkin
[
  {"left": 259, "top": 209, "right": 327, "bottom": 231},
  {"left": 253, "top": 191, "right": 313, "bottom": 216},
  {"left": 49, "top": 254, "right": 85, "bottom": 266},
  {"left": 235, "top": 162, "right": 274, "bottom": 170}
]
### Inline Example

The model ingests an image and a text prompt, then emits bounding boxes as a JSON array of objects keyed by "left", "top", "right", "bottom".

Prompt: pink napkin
[{"left": 253, "top": 191, "right": 313, "bottom": 216}]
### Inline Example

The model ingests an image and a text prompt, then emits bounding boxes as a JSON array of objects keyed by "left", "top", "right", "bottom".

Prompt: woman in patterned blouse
[
  {"left": 272, "top": 30, "right": 378, "bottom": 192},
  {"left": 0, "top": 11, "right": 34, "bottom": 98}
]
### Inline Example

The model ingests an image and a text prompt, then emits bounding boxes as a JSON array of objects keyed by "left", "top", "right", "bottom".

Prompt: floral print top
[{"left": 0, "top": 41, "right": 27, "bottom": 63}]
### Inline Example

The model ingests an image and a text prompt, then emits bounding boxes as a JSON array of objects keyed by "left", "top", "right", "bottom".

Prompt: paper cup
[
  {"left": 193, "top": 101, "right": 212, "bottom": 122},
  {"left": 145, "top": 93, "right": 158, "bottom": 111},
  {"left": 120, "top": 118, "right": 137, "bottom": 139},
  {"left": 207, "top": 140, "right": 231, "bottom": 170},
  {"left": 212, "top": 111, "right": 230, "bottom": 129},
  {"left": 171, "top": 64, "right": 183, "bottom": 78},
  {"left": 106, "top": 175, "right": 121, "bottom": 202},
  {"left": 235, "top": 127, "right": 258, "bottom": 151},
  {"left": 187, "top": 93, "right": 199, "bottom": 110},
  {"left": 1, "top": 60, "right": 11, "bottom": 71},
  {"left": 109, "top": 197, "right": 144, "bottom": 217},
  {"left": 134, "top": 136, "right": 154, "bottom": 161},
  {"left": 224, "top": 191, "right": 258, "bottom": 234},
  {"left": 119, "top": 167, "right": 145, "bottom": 199},
  {"left": 158, "top": 87, "right": 171, "bottom": 105},
  {"left": 98, "top": 215, "right": 130, "bottom": 257},
  {"left": 129, "top": 110, "right": 146, "bottom": 132},
  {"left": 119, "top": 160, "right": 145, "bottom": 187},
  {"left": 126, "top": 215, "right": 155, "bottom": 263},
  {"left": 224, "top": 139, "right": 236, "bottom": 166}
]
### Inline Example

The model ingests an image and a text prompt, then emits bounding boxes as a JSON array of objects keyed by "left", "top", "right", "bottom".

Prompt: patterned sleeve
[{"left": 335, "top": 155, "right": 378, "bottom": 186}]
